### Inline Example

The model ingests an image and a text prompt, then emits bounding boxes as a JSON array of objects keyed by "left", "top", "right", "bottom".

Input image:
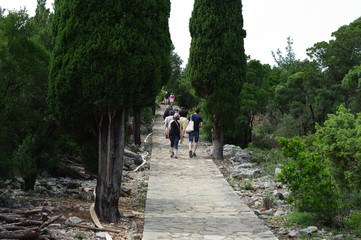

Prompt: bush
[
  {"left": 315, "top": 105, "right": 361, "bottom": 192},
  {"left": 248, "top": 147, "right": 287, "bottom": 179},
  {"left": 274, "top": 114, "right": 300, "bottom": 138},
  {"left": 284, "top": 212, "right": 319, "bottom": 229},
  {"left": 278, "top": 137, "right": 339, "bottom": 224},
  {"left": 142, "top": 107, "right": 154, "bottom": 125},
  {"left": 251, "top": 121, "right": 279, "bottom": 149},
  {"left": 346, "top": 211, "right": 361, "bottom": 237}
]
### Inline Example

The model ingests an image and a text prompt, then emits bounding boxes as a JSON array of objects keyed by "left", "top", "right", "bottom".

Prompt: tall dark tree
[
  {"left": 0, "top": 8, "right": 53, "bottom": 187},
  {"left": 49, "top": 0, "right": 171, "bottom": 223},
  {"left": 189, "top": 0, "right": 246, "bottom": 159},
  {"left": 126, "top": 1, "right": 171, "bottom": 146}
]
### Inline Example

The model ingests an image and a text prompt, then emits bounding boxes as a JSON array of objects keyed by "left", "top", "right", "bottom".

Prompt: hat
[{"left": 173, "top": 113, "right": 179, "bottom": 119}]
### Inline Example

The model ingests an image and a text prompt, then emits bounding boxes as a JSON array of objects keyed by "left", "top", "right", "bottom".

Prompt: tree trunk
[
  {"left": 95, "top": 108, "right": 125, "bottom": 223},
  {"left": 309, "top": 103, "right": 316, "bottom": 133},
  {"left": 212, "top": 122, "right": 224, "bottom": 160},
  {"left": 133, "top": 106, "right": 141, "bottom": 146}
]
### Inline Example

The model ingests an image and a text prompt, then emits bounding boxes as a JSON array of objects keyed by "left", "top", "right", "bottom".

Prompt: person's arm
[
  {"left": 179, "top": 120, "right": 184, "bottom": 138},
  {"left": 164, "top": 120, "right": 168, "bottom": 136},
  {"left": 200, "top": 121, "right": 204, "bottom": 128},
  {"left": 167, "top": 121, "right": 172, "bottom": 137}
]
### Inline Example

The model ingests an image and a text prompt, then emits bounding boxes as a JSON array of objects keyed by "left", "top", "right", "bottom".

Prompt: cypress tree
[
  {"left": 124, "top": 1, "right": 171, "bottom": 145},
  {"left": 49, "top": 0, "right": 128, "bottom": 223},
  {"left": 189, "top": 0, "right": 247, "bottom": 159},
  {"left": 48, "top": 0, "right": 171, "bottom": 223}
]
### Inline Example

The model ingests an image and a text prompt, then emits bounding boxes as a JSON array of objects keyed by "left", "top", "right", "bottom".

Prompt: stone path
[{"left": 142, "top": 107, "right": 278, "bottom": 240}]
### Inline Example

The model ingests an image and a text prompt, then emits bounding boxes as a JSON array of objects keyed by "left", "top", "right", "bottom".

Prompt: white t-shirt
[{"left": 164, "top": 115, "right": 173, "bottom": 129}]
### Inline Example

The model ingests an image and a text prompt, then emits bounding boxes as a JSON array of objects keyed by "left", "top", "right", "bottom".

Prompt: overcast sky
[{"left": 1, "top": 0, "right": 361, "bottom": 68}]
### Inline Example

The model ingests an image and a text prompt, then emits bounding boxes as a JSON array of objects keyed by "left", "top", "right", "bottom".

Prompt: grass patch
[{"left": 284, "top": 212, "right": 319, "bottom": 229}]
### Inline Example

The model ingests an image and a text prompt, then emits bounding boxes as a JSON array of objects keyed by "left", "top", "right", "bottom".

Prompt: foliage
[
  {"left": 272, "top": 36, "right": 298, "bottom": 71},
  {"left": 49, "top": 0, "right": 171, "bottom": 223},
  {"left": 307, "top": 17, "right": 361, "bottom": 114},
  {"left": 346, "top": 211, "right": 361, "bottom": 237},
  {"left": 342, "top": 64, "right": 361, "bottom": 113},
  {"left": 74, "top": 232, "right": 86, "bottom": 239},
  {"left": 248, "top": 147, "right": 287, "bottom": 179},
  {"left": 0, "top": 6, "right": 62, "bottom": 187},
  {"left": 189, "top": 0, "right": 246, "bottom": 158},
  {"left": 315, "top": 105, "right": 361, "bottom": 192},
  {"left": 126, "top": 1, "right": 172, "bottom": 108},
  {"left": 284, "top": 212, "right": 320, "bottom": 229},
  {"left": 227, "top": 60, "right": 272, "bottom": 148},
  {"left": 278, "top": 137, "right": 339, "bottom": 224},
  {"left": 173, "top": 67, "right": 200, "bottom": 109},
  {"left": 142, "top": 107, "right": 154, "bottom": 126},
  {"left": 165, "top": 45, "right": 183, "bottom": 91}
]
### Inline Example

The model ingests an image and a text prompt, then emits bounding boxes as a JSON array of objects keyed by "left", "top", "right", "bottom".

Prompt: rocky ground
[
  {"left": 0, "top": 131, "right": 152, "bottom": 240},
  {"left": 0, "top": 132, "right": 358, "bottom": 239},
  {"left": 207, "top": 144, "right": 358, "bottom": 240}
]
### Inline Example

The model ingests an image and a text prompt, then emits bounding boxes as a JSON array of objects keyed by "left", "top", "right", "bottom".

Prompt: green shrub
[
  {"left": 274, "top": 114, "right": 300, "bottom": 138},
  {"left": 248, "top": 147, "right": 287, "bottom": 179},
  {"left": 251, "top": 121, "right": 279, "bottom": 149},
  {"left": 346, "top": 211, "right": 361, "bottom": 237},
  {"left": 315, "top": 105, "right": 361, "bottom": 192},
  {"left": 284, "top": 212, "right": 319, "bottom": 229},
  {"left": 142, "top": 107, "right": 154, "bottom": 125},
  {"left": 278, "top": 137, "right": 339, "bottom": 224}
]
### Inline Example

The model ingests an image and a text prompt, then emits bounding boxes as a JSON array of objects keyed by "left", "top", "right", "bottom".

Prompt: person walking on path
[
  {"left": 186, "top": 107, "right": 203, "bottom": 158},
  {"left": 167, "top": 113, "right": 183, "bottom": 159},
  {"left": 164, "top": 110, "right": 174, "bottom": 138},
  {"left": 169, "top": 93, "right": 175, "bottom": 106},
  {"left": 163, "top": 105, "right": 174, "bottom": 120},
  {"left": 179, "top": 107, "right": 188, "bottom": 139},
  {"left": 164, "top": 92, "right": 170, "bottom": 105}
]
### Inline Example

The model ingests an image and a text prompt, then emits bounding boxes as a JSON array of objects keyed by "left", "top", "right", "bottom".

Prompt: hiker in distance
[
  {"left": 167, "top": 113, "right": 184, "bottom": 159},
  {"left": 186, "top": 108, "right": 203, "bottom": 158},
  {"left": 164, "top": 91, "right": 170, "bottom": 105},
  {"left": 169, "top": 93, "right": 175, "bottom": 106}
]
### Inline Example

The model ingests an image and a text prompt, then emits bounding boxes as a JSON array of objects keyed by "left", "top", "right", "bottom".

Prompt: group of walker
[{"left": 163, "top": 103, "right": 203, "bottom": 159}]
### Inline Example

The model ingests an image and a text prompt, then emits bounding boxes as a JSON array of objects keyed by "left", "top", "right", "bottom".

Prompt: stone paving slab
[{"left": 142, "top": 108, "right": 278, "bottom": 240}]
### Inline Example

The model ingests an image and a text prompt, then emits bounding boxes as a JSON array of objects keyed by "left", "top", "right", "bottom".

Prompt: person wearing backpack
[{"left": 167, "top": 113, "right": 183, "bottom": 159}]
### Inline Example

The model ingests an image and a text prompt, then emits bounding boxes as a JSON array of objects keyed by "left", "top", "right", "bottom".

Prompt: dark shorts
[
  {"left": 169, "top": 136, "right": 180, "bottom": 149},
  {"left": 188, "top": 131, "right": 199, "bottom": 143}
]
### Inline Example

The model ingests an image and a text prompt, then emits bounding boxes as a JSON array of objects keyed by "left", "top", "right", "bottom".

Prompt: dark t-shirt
[
  {"left": 187, "top": 114, "right": 203, "bottom": 132},
  {"left": 169, "top": 120, "right": 181, "bottom": 137},
  {"left": 164, "top": 93, "right": 170, "bottom": 99},
  {"left": 163, "top": 107, "right": 174, "bottom": 119},
  {"left": 179, "top": 110, "right": 188, "bottom": 118}
]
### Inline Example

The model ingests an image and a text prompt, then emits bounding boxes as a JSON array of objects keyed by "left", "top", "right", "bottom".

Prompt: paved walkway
[{"left": 142, "top": 107, "right": 278, "bottom": 240}]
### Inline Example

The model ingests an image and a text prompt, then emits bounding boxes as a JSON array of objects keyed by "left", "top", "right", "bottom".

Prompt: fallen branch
[
  {"left": 0, "top": 229, "right": 39, "bottom": 239},
  {"left": 39, "top": 215, "right": 62, "bottom": 230},
  {"left": 65, "top": 223, "right": 123, "bottom": 234}
]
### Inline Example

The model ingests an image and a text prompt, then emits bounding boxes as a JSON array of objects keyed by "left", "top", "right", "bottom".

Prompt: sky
[{"left": 1, "top": 0, "right": 361, "bottom": 68}]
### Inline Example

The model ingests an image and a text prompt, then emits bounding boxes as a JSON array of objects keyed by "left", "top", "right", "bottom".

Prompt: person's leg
[
  {"left": 193, "top": 132, "right": 200, "bottom": 156},
  {"left": 174, "top": 137, "right": 179, "bottom": 158},
  {"left": 170, "top": 137, "right": 175, "bottom": 157},
  {"left": 188, "top": 132, "right": 194, "bottom": 158}
]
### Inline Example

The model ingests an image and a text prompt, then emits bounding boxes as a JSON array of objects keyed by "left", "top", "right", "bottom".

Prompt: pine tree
[{"left": 189, "top": 0, "right": 247, "bottom": 159}]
